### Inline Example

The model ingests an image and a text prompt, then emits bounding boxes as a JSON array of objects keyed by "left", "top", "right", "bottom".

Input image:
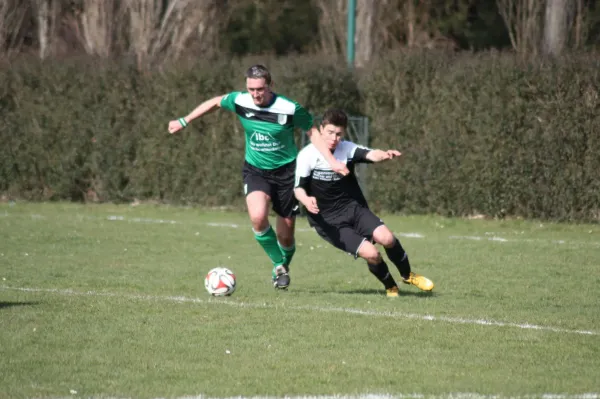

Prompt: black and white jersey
[{"left": 295, "top": 140, "right": 372, "bottom": 217}]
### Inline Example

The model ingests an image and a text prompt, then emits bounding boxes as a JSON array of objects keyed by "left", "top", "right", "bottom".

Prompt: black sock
[
  {"left": 385, "top": 238, "right": 411, "bottom": 280},
  {"left": 367, "top": 260, "right": 397, "bottom": 289}
]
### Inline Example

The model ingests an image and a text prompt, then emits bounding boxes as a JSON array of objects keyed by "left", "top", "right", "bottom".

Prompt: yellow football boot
[
  {"left": 402, "top": 272, "right": 434, "bottom": 291},
  {"left": 386, "top": 286, "right": 400, "bottom": 297}
]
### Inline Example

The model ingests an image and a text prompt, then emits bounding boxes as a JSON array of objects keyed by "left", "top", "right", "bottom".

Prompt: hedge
[{"left": 1, "top": 52, "right": 598, "bottom": 222}]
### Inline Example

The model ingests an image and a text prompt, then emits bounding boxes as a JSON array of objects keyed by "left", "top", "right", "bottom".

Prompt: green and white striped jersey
[{"left": 220, "top": 92, "right": 313, "bottom": 170}]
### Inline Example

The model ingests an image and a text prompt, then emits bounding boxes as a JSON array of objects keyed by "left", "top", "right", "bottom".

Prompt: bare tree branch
[
  {"left": 315, "top": 0, "right": 459, "bottom": 65},
  {"left": 0, "top": 0, "right": 30, "bottom": 56},
  {"left": 76, "top": 0, "right": 118, "bottom": 57},
  {"left": 125, "top": 0, "right": 221, "bottom": 70},
  {"left": 314, "top": 0, "right": 346, "bottom": 56},
  {"left": 497, "top": 0, "right": 518, "bottom": 50},
  {"left": 315, "top": 0, "right": 400, "bottom": 65},
  {"left": 497, "top": 0, "right": 544, "bottom": 57}
]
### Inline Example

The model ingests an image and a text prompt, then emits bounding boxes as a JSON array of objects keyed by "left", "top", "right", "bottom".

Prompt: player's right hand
[
  {"left": 386, "top": 150, "right": 401, "bottom": 159},
  {"left": 330, "top": 160, "right": 349, "bottom": 176},
  {"left": 304, "top": 197, "right": 319, "bottom": 214},
  {"left": 168, "top": 120, "right": 183, "bottom": 134}
]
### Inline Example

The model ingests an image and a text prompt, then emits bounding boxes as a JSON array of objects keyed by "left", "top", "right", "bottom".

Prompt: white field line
[
  {"left": 449, "top": 235, "right": 508, "bottom": 242},
  {"left": 103, "top": 216, "right": 600, "bottom": 247},
  {"left": 3, "top": 212, "right": 599, "bottom": 247},
  {"left": 171, "top": 395, "right": 600, "bottom": 399},
  {"left": 2, "top": 286, "right": 598, "bottom": 337},
  {"left": 43, "top": 394, "right": 600, "bottom": 399},
  {"left": 397, "top": 232, "right": 426, "bottom": 238},
  {"left": 106, "top": 215, "right": 178, "bottom": 224},
  {"left": 447, "top": 235, "right": 598, "bottom": 246},
  {"left": 207, "top": 222, "right": 316, "bottom": 232}
]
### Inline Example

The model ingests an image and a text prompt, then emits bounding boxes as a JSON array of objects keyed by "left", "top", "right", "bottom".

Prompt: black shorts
[
  {"left": 309, "top": 203, "right": 384, "bottom": 258},
  {"left": 242, "top": 160, "right": 300, "bottom": 218}
]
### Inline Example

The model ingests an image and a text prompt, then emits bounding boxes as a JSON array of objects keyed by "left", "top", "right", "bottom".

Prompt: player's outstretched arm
[
  {"left": 168, "top": 95, "right": 225, "bottom": 134},
  {"left": 307, "top": 127, "right": 350, "bottom": 176},
  {"left": 294, "top": 187, "right": 319, "bottom": 214},
  {"left": 366, "top": 149, "right": 402, "bottom": 163}
]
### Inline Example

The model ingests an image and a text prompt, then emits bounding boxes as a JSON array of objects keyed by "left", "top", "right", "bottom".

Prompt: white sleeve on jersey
[{"left": 340, "top": 140, "right": 370, "bottom": 160}]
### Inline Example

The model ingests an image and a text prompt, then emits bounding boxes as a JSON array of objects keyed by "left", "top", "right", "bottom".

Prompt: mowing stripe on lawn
[
  {"left": 101, "top": 215, "right": 600, "bottom": 248},
  {"left": 173, "top": 395, "right": 600, "bottom": 399},
  {"left": 43, "top": 392, "right": 600, "bottom": 399},
  {"left": 3, "top": 212, "right": 599, "bottom": 248},
  {"left": 2, "top": 286, "right": 597, "bottom": 336}
]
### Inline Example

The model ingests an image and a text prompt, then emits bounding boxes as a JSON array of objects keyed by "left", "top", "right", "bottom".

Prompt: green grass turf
[{"left": 1, "top": 202, "right": 599, "bottom": 398}]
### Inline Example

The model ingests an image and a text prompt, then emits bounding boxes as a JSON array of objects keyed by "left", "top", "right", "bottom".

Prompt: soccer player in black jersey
[{"left": 294, "top": 109, "right": 434, "bottom": 296}]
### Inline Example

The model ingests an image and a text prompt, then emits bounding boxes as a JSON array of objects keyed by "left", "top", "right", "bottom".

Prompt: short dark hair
[
  {"left": 320, "top": 109, "right": 348, "bottom": 129},
  {"left": 245, "top": 64, "right": 272, "bottom": 85}
]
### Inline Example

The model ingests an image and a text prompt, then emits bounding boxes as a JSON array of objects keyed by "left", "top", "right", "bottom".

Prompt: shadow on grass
[
  {"left": 0, "top": 301, "right": 40, "bottom": 309},
  {"left": 298, "top": 288, "right": 436, "bottom": 298},
  {"left": 341, "top": 288, "right": 436, "bottom": 297}
]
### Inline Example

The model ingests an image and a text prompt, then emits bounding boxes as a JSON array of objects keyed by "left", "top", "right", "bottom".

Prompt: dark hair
[
  {"left": 245, "top": 64, "right": 272, "bottom": 85},
  {"left": 320, "top": 109, "right": 348, "bottom": 129}
]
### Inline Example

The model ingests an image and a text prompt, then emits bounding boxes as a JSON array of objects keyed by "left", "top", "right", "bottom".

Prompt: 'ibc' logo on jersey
[{"left": 251, "top": 132, "right": 271, "bottom": 141}]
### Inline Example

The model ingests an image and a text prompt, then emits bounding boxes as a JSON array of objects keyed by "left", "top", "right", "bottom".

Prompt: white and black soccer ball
[{"left": 204, "top": 267, "right": 236, "bottom": 296}]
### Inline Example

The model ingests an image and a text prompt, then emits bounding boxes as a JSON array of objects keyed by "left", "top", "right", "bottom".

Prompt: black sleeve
[
  {"left": 295, "top": 149, "right": 314, "bottom": 189},
  {"left": 296, "top": 176, "right": 312, "bottom": 191},
  {"left": 351, "top": 147, "right": 373, "bottom": 164}
]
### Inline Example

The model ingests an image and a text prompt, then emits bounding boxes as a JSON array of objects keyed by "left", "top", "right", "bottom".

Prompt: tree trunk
[
  {"left": 355, "top": 0, "right": 375, "bottom": 67},
  {"left": 32, "top": 0, "right": 60, "bottom": 59},
  {"left": 543, "top": 0, "right": 570, "bottom": 56},
  {"left": 316, "top": 0, "right": 397, "bottom": 66},
  {"left": 79, "top": 0, "right": 117, "bottom": 58}
]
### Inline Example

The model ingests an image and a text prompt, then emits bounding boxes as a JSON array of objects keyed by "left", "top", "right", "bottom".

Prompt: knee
[
  {"left": 276, "top": 217, "right": 295, "bottom": 246},
  {"left": 277, "top": 231, "right": 294, "bottom": 247},
  {"left": 247, "top": 192, "right": 270, "bottom": 231},
  {"left": 249, "top": 212, "right": 269, "bottom": 231},
  {"left": 358, "top": 241, "right": 382, "bottom": 264},
  {"left": 373, "top": 226, "right": 395, "bottom": 248}
]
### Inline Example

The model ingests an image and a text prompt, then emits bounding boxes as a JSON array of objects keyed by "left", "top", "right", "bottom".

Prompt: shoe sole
[
  {"left": 274, "top": 273, "right": 290, "bottom": 289},
  {"left": 402, "top": 278, "right": 434, "bottom": 291},
  {"left": 405, "top": 283, "right": 434, "bottom": 291}
]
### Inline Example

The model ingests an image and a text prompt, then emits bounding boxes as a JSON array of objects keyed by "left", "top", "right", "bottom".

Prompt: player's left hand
[{"left": 303, "top": 197, "right": 320, "bottom": 214}]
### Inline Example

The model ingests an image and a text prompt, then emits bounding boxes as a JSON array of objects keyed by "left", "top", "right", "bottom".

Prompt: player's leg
[
  {"left": 314, "top": 222, "right": 398, "bottom": 296},
  {"left": 264, "top": 214, "right": 293, "bottom": 289},
  {"left": 371, "top": 225, "right": 410, "bottom": 278},
  {"left": 271, "top": 160, "right": 299, "bottom": 275},
  {"left": 371, "top": 223, "right": 434, "bottom": 292},
  {"left": 243, "top": 164, "right": 286, "bottom": 284},
  {"left": 355, "top": 239, "right": 400, "bottom": 297},
  {"left": 246, "top": 191, "right": 285, "bottom": 267},
  {"left": 275, "top": 215, "right": 295, "bottom": 269}
]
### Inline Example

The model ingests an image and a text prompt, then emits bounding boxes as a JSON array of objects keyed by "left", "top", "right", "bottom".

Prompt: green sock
[
  {"left": 254, "top": 226, "right": 284, "bottom": 267},
  {"left": 278, "top": 241, "right": 296, "bottom": 270}
]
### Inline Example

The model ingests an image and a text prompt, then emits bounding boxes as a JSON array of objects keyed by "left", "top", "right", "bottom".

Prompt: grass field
[{"left": 1, "top": 202, "right": 599, "bottom": 399}]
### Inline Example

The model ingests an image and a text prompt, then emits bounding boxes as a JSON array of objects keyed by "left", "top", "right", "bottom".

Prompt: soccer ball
[{"left": 204, "top": 267, "right": 236, "bottom": 296}]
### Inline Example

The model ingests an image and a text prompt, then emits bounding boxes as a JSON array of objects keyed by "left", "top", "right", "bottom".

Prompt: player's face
[
  {"left": 246, "top": 78, "right": 272, "bottom": 107},
  {"left": 320, "top": 124, "right": 344, "bottom": 151}
]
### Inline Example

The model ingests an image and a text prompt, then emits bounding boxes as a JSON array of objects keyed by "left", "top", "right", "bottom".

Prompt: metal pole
[{"left": 347, "top": 0, "right": 356, "bottom": 69}]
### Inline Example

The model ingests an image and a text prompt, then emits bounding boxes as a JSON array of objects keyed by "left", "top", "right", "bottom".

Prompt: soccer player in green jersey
[{"left": 168, "top": 64, "right": 348, "bottom": 289}]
